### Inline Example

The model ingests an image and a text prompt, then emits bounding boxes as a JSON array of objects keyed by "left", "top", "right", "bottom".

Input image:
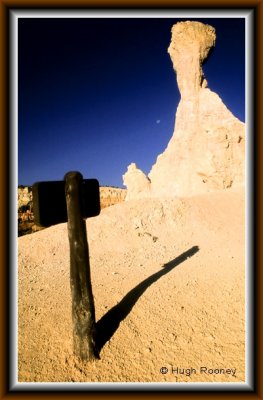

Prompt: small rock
[{"left": 144, "top": 347, "right": 152, "bottom": 353}]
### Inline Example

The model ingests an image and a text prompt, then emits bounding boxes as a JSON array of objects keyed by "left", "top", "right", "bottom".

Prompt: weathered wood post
[{"left": 64, "top": 171, "right": 99, "bottom": 361}]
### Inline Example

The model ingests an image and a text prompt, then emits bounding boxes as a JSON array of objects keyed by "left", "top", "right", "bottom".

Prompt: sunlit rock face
[
  {"left": 123, "top": 21, "right": 245, "bottom": 199},
  {"left": 168, "top": 21, "right": 216, "bottom": 100},
  {"left": 122, "top": 163, "right": 151, "bottom": 201}
]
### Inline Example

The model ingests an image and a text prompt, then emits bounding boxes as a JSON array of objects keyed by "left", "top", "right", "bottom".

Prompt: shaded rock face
[{"left": 123, "top": 21, "right": 245, "bottom": 199}]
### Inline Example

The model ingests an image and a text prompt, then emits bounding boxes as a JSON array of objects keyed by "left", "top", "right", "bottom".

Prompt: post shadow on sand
[{"left": 96, "top": 245, "right": 199, "bottom": 353}]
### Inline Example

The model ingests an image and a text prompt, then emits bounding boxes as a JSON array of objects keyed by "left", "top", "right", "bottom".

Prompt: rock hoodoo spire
[
  {"left": 123, "top": 21, "right": 245, "bottom": 199},
  {"left": 168, "top": 21, "right": 216, "bottom": 99}
]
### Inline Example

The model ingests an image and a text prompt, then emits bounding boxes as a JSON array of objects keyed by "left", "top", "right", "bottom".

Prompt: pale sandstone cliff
[
  {"left": 123, "top": 21, "right": 245, "bottom": 199},
  {"left": 99, "top": 186, "right": 126, "bottom": 208}
]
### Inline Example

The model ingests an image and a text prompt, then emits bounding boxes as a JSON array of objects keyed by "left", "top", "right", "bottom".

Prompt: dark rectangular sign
[{"left": 32, "top": 179, "right": 100, "bottom": 227}]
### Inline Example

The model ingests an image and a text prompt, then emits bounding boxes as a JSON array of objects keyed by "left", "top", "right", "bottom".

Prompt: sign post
[
  {"left": 64, "top": 171, "right": 99, "bottom": 361},
  {"left": 33, "top": 171, "right": 100, "bottom": 361}
]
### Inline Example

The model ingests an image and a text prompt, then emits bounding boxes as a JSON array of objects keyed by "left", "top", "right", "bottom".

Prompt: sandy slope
[{"left": 18, "top": 187, "right": 245, "bottom": 384}]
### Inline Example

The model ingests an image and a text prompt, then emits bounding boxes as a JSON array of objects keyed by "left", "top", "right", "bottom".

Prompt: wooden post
[{"left": 64, "top": 171, "right": 99, "bottom": 361}]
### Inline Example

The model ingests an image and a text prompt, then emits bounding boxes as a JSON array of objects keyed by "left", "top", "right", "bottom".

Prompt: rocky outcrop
[
  {"left": 123, "top": 21, "right": 245, "bottom": 199},
  {"left": 99, "top": 187, "right": 126, "bottom": 208},
  {"left": 18, "top": 186, "right": 33, "bottom": 209},
  {"left": 168, "top": 20, "right": 215, "bottom": 100},
  {"left": 122, "top": 163, "right": 150, "bottom": 201}
]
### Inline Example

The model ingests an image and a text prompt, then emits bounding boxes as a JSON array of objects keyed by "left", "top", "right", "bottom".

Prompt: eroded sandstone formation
[
  {"left": 18, "top": 186, "right": 33, "bottom": 209},
  {"left": 123, "top": 21, "right": 245, "bottom": 199},
  {"left": 122, "top": 163, "right": 151, "bottom": 201},
  {"left": 99, "top": 186, "right": 127, "bottom": 208},
  {"left": 168, "top": 21, "right": 215, "bottom": 100}
]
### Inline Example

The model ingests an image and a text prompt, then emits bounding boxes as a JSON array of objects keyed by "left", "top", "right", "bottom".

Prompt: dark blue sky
[{"left": 18, "top": 17, "right": 245, "bottom": 187}]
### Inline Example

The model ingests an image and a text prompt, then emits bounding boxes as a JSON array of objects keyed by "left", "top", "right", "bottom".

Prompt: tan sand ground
[{"left": 18, "top": 187, "right": 245, "bottom": 384}]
